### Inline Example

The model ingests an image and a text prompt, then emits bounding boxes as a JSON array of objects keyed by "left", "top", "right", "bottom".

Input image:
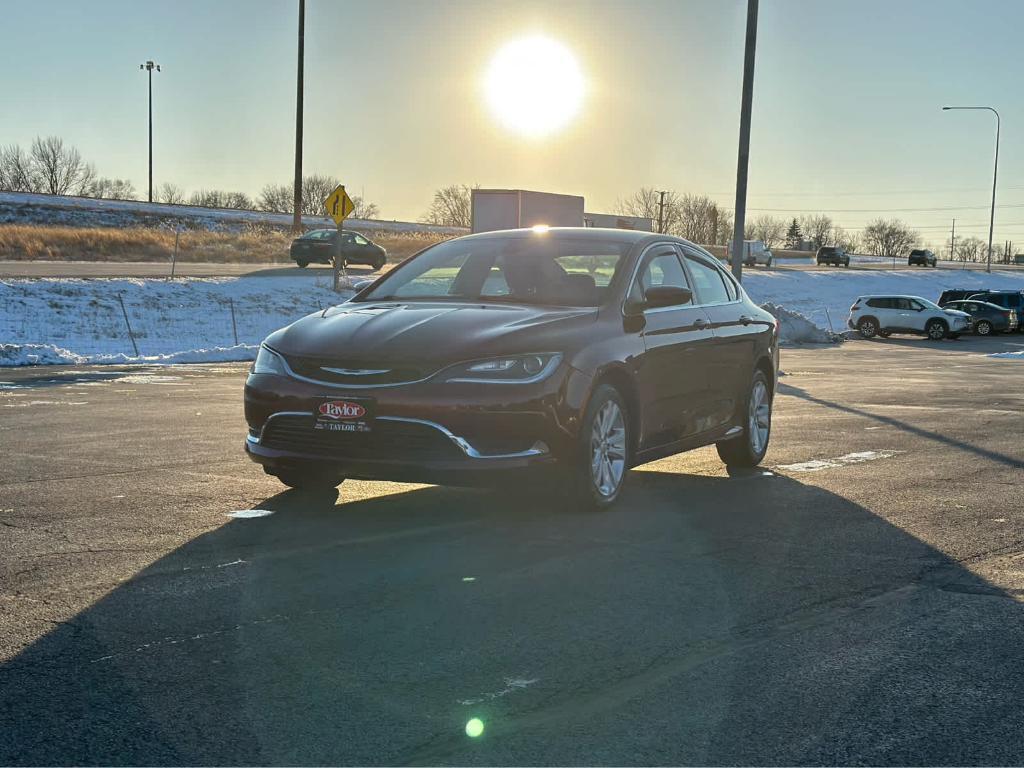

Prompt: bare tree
[
  {"left": 832, "top": 226, "right": 859, "bottom": 253},
  {"left": 30, "top": 136, "right": 95, "bottom": 195},
  {"left": 799, "top": 214, "right": 834, "bottom": 250},
  {"left": 158, "top": 182, "right": 185, "bottom": 204},
  {"left": 747, "top": 214, "right": 786, "bottom": 248},
  {"left": 423, "top": 184, "right": 475, "bottom": 228},
  {"left": 188, "top": 189, "right": 253, "bottom": 209},
  {"left": 955, "top": 236, "right": 985, "bottom": 262},
  {"left": 0, "top": 144, "right": 36, "bottom": 192},
  {"left": 86, "top": 177, "right": 137, "bottom": 200},
  {"left": 256, "top": 175, "right": 379, "bottom": 219},
  {"left": 862, "top": 218, "right": 919, "bottom": 258},
  {"left": 616, "top": 188, "right": 681, "bottom": 234},
  {"left": 676, "top": 194, "right": 723, "bottom": 243}
]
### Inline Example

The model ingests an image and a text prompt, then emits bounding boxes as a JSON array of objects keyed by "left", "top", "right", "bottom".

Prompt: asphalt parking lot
[{"left": 2, "top": 336, "right": 1023, "bottom": 765}]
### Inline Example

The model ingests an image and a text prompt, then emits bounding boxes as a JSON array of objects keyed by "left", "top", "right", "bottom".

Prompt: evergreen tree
[{"left": 785, "top": 217, "right": 803, "bottom": 249}]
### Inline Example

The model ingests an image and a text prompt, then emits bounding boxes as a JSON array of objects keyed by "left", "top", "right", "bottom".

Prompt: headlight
[
  {"left": 443, "top": 353, "right": 562, "bottom": 384},
  {"left": 251, "top": 344, "right": 288, "bottom": 376}
]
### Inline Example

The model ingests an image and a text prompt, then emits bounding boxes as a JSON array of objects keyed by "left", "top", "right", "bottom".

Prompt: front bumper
[{"left": 243, "top": 363, "right": 591, "bottom": 485}]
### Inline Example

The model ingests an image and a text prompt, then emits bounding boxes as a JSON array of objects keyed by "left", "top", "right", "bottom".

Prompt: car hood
[{"left": 266, "top": 301, "right": 598, "bottom": 361}]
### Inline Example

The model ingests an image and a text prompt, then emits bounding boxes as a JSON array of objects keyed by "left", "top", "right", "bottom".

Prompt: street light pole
[
  {"left": 139, "top": 60, "right": 160, "bottom": 203},
  {"left": 657, "top": 190, "right": 666, "bottom": 233},
  {"left": 293, "top": 0, "right": 305, "bottom": 233},
  {"left": 942, "top": 105, "right": 1000, "bottom": 274},
  {"left": 730, "top": 0, "right": 759, "bottom": 282}
]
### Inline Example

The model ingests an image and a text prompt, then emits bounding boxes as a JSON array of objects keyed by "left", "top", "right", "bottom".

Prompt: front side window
[
  {"left": 627, "top": 250, "right": 691, "bottom": 307},
  {"left": 356, "top": 235, "right": 630, "bottom": 307},
  {"left": 685, "top": 255, "right": 731, "bottom": 305},
  {"left": 354, "top": 234, "right": 370, "bottom": 246}
]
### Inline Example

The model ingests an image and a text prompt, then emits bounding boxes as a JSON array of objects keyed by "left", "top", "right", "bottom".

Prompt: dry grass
[{"left": 0, "top": 224, "right": 450, "bottom": 264}]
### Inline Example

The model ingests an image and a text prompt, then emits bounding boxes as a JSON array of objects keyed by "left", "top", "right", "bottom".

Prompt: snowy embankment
[{"left": 3, "top": 269, "right": 1024, "bottom": 366}]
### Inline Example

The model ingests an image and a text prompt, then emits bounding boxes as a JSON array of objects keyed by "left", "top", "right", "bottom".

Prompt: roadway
[
  {"left": 2, "top": 337, "right": 1024, "bottom": 764},
  {"left": 3, "top": 258, "right": 1022, "bottom": 278}
]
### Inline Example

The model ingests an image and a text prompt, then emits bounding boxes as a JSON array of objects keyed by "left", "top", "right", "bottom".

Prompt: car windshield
[
  {"left": 918, "top": 298, "right": 942, "bottom": 310},
  {"left": 355, "top": 234, "right": 631, "bottom": 307}
]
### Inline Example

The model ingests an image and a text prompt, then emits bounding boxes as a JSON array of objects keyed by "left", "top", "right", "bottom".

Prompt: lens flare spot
[{"left": 465, "top": 718, "right": 485, "bottom": 738}]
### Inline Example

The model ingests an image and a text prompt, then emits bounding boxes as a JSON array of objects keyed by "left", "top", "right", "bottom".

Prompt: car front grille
[
  {"left": 259, "top": 414, "right": 462, "bottom": 462},
  {"left": 282, "top": 354, "right": 433, "bottom": 386}
]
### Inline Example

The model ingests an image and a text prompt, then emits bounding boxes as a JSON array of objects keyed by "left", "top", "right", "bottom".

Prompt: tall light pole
[
  {"left": 657, "top": 190, "right": 667, "bottom": 233},
  {"left": 942, "top": 105, "right": 1000, "bottom": 274},
  {"left": 730, "top": 0, "right": 759, "bottom": 281},
  {"left": 139, "top": 60, "right": 160, "bottom": 203},
  {"left": 293, "top": 0, "right": 305, "bottom": 233}
]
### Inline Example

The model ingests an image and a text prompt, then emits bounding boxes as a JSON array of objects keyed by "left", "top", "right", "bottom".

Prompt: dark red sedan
[{"left": 245, "top": 227, "right": 779, "bottom": 508}]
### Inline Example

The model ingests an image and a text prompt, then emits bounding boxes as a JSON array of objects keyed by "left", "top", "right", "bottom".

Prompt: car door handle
[
  {"left": 693, "top": 317, "right": 708, "bottom": 328},
  {"left": 739, "top": 315, "right": 752, "bottom": 325}
]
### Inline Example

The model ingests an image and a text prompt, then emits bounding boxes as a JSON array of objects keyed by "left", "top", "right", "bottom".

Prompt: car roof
[
  {"left": 947, "top": 299, "right": 1001, "bottom": 308},
  {"left": 859, "top": 294, "right": 930, "bottom": 299},
  {"left": 454, "top": 226, "right": 672, "bottom": 247}
]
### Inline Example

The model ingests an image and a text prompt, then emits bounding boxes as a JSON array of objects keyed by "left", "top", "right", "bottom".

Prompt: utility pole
[
  {"left": 139, "top": 60, "right": 160, "bottom": 203},
  {"left": 730, "top": 0, "right": 759, "bottom": 281},
  {"left": 942, "top": 106, "right": 1000, "bottom": 274},
  {"left": 657, "top": 190, "right": 666, "bottom": 234},
  {"left": 950, "top": 218, "right": 956, "bottom": 267},
  {"left": 292, "top": 0, "right": 305, "bottom": 233}
]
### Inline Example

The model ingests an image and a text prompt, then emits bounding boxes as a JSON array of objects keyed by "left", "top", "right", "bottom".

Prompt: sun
[{"left": 484, "top": 35, "right": 585, "bottom": 138}]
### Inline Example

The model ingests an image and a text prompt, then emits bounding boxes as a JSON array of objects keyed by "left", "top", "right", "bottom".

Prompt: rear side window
[
  {"left": 684, "top": 255, "right": 732, "bottom": 305},
  {"left": 866, "top": 298, "right": 892, "bottom": 309}
]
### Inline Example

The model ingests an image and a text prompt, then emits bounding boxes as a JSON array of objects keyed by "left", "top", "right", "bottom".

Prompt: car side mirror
[{"left": 643, "top": 285, "right": 693, "bottom": 309}]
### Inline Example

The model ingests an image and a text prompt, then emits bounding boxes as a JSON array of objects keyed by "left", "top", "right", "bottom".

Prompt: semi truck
[{"left": 471, "top": 189, "right": 585, "bottom": 233}]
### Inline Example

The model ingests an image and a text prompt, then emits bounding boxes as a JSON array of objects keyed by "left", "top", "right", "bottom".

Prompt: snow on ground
[
  {"left": 988, "top": 350, "right": 1024, "bottom": 359},
  {"left": 3, "top": 268, "right": 1024, "bottom": 366},
  {"left": 0, "top": 190, "right": 467, "bottom": 236},
  {"left": 742, "top": 268, "right": 1024, "bottom": 336},
  {"left": 1, "top": 276, "right": 355, "bottom": 366}
]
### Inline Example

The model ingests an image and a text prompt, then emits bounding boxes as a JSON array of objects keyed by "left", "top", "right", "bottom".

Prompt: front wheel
[
  {"left": 975, "top": 320, "right": 993, "bottom": 336},
  {"left": 926, "top": 319, "right": 948, "bottom": 340},
  {"left": 295, "top": 260, "right": 308, "bottom": 268},
  {"left": 569, "top": 384, "right": 630, "bottom": 510},
  {"left": 844, "top": 259, "right": 850, "bottom": 267},
  {"left": 717, "top": 369, "right": 772, "bottom": 468},
  {"left": 372, "top": 257, "right": 386, "bottom": 271},
  {"left": 858, "top": 317, "right": 879, "bottom": 338}
]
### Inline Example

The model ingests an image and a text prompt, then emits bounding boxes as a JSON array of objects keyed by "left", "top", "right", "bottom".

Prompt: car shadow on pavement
[
  {"left": 239, "top": 264, "right": 380, "bottom": 278},
  {"left": 778, "top": 381, "right": 1023, "bottom": 469},
  {"left": 3, "top": 472, "right": 1024, "bottom": 765}
]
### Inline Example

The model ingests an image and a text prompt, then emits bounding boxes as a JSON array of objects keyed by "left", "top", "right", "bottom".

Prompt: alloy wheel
[
  {"left": 977, "top": 321, "right": 992, "bottom": 336},
  {"left": 748, "top": 380, "right": 771, "bottom": 455},
  {"left": 590, "top": 400, "right": 626, "bottom": 498}
]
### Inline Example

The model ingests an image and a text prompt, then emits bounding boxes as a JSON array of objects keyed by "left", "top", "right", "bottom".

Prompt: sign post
[{"left": 324, "top": 184, "right": 356, "bottom": 292}]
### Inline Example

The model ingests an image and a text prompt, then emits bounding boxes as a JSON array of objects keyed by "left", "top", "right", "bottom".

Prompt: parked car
[
  {"left": 965, "top": 290, "right": 1024, "bottom": 331},
  {"left": 816, "top": 246, "right": 850, "bottom": 267},
  {"left": 848, "top": 295, "right": 971, "bottom": 340},
  {"left": 908, "top": 249, "right": 937, "bottom": 267},
  {"left": 939, "top": 300, "right": 1018, "bottom": 335},
  {"left": 938, "top": 288, "right": 988, "bottom": 305},
  {"left": 289, "top": 229, "right": 387, "bottom": 270},
  {"left": 245, "top": 227, "right": 780, "bottom": 508}
]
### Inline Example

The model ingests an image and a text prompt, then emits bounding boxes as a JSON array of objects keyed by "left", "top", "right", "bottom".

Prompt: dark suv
[
  {"left": 816, "top": 246, "right": 849, "bottom": 267},
  {"left": 966, "top": 291, "right": 1024, "bottom": 331},
  {"left": 246, "top": 228, "right": 780, "bottom": 509},
  {"left": 908, "top": 249, "right": 937, "bottom": 267}
]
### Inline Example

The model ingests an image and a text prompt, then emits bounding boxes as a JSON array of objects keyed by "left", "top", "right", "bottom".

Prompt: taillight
[{"left": 850, "top": 300, "right": 861, "bottom": 311}]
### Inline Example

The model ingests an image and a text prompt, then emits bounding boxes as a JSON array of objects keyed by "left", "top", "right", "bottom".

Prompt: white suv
[{"left": 848, "top": 295, "right": 971, "bottom": 340}]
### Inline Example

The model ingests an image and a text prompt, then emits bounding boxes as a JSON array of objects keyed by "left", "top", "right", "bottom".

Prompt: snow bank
[
  {"left": 988, "top": 350, "right": 1024, "bottom": 359},
  {"left": 1, "top": 276, "right": 355, "bottom": 366},
  {"left": 759, "top": 303, "right": 832, "bottom": 344}
]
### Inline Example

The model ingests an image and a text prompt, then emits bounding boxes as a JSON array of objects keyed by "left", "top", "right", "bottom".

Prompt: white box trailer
[
  {"left": 471, "top": 189, "right": 584, "bottom": 233},
  {"left": 583, "top": 212, "right": 654, "bottom": 231}
]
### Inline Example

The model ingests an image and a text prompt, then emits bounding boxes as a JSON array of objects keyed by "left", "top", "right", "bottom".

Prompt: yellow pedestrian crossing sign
[{"left": 325, "top": 185, "right": 355, "bottom": 225}]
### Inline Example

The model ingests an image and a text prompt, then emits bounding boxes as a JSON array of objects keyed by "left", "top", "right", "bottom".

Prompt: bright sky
[{"left": 1, "top": 0, "right": 1022, "bottom": 246}]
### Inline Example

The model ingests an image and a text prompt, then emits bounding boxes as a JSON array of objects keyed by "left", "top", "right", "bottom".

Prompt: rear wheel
[
  {"left": 926, "top": 319, "right": 948, "bottom": 340},
  {"left": 857, "top": 317, "right": 879, "bottom": 338},
  {"left": 844, "top": 258, "right": 850, "bottom": 267},
  {"left": 372, "top": 256, "right": 386, "bottom": 271},
  {"left": 877, "top": 330, "right": 891, "bottom": 338},
  {"left": 274, "top": 470, "right": 344, "bottom": 491},
  {"left": 568, "top": 384, "right": 630, "bottom": 510},
  {"left": 717, "top": 369, "right": 772, "bottom": 468},
  {"left": 975, "top": 320, "right": 993, "bottom": 336},
  {"left": 295, "top": 260, "right": 308, "bottom": 268}
]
